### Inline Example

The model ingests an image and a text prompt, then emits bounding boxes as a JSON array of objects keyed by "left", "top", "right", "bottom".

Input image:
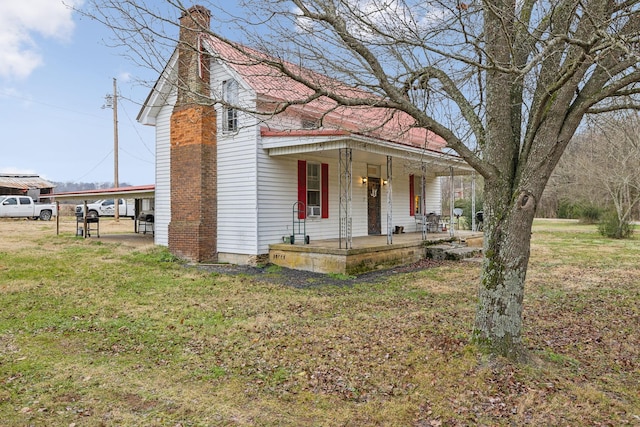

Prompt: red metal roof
[
  {"left": 260, "top": 129, "right": 351, "bottom": 137},
  {"left": 203, "top": 35, "right": 446, "bottom": 151}
]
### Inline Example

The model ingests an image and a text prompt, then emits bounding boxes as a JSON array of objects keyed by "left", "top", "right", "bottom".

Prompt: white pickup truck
[
  {"left": 75, "top": 198, "right": 136, "bottom": 219},
  {"left": 0, "top": 195, "right": 57, "bottom": 221}
]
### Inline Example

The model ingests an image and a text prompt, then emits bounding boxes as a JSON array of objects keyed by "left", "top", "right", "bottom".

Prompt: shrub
[
  {"left": 557, "top": 199, "right": 580, "bottom": 219},
  {"left": 597, "top": 210, "right": 633, "bottom": 239},
  {"left": 578, "top": 204, "right": 602, "bottom": 224},
  {"left": 557, "top": 200, "right": 602, "bottom": 223}
]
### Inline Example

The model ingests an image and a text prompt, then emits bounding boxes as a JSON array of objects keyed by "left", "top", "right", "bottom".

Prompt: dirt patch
[{"left": 0, "top": 217, "right": 151, "bottom": 251}]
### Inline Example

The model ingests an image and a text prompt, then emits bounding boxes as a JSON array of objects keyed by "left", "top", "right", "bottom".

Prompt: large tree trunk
[
  {"left": 472, "top": 179, "right": 539, "bottom": 361},
  {"left": 473, "top": 0, "right": 532, "bottom": 361}
]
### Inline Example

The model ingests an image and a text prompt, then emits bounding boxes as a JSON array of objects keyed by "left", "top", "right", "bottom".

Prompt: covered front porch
[
  {"left": 262, "top": 128, "right": 482, "bottom": 274},
  {"left": 269, "top": 229, "right": 483, "bottom": 275}
]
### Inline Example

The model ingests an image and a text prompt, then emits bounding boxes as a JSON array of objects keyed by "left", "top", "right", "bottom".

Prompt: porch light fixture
[
  {"left": 383, "top": 179, "right": 388, "bottom": 185},
  {"left": 362, "top": 177, "right": 368, "bottom": 184}
]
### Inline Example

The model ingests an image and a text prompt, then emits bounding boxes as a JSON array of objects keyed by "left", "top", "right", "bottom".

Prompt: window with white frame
[
  {"left": 222, "top": 79, "right": 239, "bottom": 132},
  {"left": 301, "top": 115, "right": 319, "bottom": 129},
  {"left": 307, "top": 162, "right": 321, "bottom": 217}
]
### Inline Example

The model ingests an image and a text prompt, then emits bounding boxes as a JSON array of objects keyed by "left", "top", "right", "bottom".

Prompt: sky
[
  {"left": 0, "top": 1, "right": 158, "bottom": 186},
  {"left": 0, "top": 0, "right": 452, "bottom": 187}
]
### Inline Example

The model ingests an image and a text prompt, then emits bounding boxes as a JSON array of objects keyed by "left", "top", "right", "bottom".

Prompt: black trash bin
[{"left": 475, "top": 211, "right": 484, "bottom": 231}]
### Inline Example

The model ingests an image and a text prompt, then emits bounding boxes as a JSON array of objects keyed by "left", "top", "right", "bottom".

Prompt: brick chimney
[{"left": 169, "top": 5, "right": 217, "bottom": 262}]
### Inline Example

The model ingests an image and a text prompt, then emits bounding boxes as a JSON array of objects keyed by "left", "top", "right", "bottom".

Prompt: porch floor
[{"left": 269, "top": 230, "right": 483, "bottom": 275}]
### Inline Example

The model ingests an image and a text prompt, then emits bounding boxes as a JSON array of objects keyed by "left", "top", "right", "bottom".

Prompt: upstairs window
[
  {"left": 301, "top": 115, "right": 319, "bottom": 129},
  {"left": 222, "top": 79, "right": 239, "bottom": 132}
]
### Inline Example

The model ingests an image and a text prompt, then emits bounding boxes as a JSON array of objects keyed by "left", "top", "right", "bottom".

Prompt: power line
[
  {"left": 120, "top": 146, "right": 155, "bottom": 164},
  {"left": 119, "top": 101, "right": 155, "bottom": 157},
  {"left": 0, "top": 89, "right": 102, "bottom": 118},
  {"left": 72, "top": 150, "right": 113, "bottom": 182}
]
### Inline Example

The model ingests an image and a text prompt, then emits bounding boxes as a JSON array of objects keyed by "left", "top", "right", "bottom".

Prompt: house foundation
[{"left": 269, "top": 232, "right": 482, "bottom": 275}]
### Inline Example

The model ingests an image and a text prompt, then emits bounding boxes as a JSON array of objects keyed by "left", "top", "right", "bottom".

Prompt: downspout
[
  {"left": 449, "top": 166, "right": 455, "bottom": 237},
  {"left": 472, "top": 171, "right": 476, "bottom": 231},
  {"left": 386, "top": 156, "right": 392, "bottom": 245},
  {"left": 421, "top": 163, "right": 427, "bottom": 240}
]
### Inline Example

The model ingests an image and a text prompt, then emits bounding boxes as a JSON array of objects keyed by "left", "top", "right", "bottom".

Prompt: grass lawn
[{"left": 0, "top": 218, "right": 638, "bottom": 426}]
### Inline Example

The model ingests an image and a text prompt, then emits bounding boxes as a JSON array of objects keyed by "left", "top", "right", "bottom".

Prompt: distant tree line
[
  {"left": 447, "top": 113, "right": 640, "bottom": 239},
  {"left": 540, "top": 113, "right": 640, "bottom": 238},
  {"left": 53, "top": 182, "right": 131, "bottom": 193}
]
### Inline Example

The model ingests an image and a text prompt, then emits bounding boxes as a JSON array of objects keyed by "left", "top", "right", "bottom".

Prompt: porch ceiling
[{"left": 262, "top": 133, "right": 475, "bottom": 176}]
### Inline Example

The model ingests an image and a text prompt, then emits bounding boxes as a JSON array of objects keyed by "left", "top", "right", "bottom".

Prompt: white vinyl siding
[
  {"left": 153, "top": 90, "right": 177, "bottom": 247},
  {"left": 213, "top": 63, "right": 259, "bottom": 256},
  {"left": 351, "top": 161, "right": 370, "bottom": 237},
  {"left": 425, "top": 177, "right": 442, "bottom": 214},
  {"left": 256, "top": 154, "right": 300, "bottom": 250},
  {"left": 255, "top": 153, "right": 342, "bottom": 253}
]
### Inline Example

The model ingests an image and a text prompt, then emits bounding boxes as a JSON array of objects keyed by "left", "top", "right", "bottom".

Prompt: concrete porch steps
[{"left": 425, "top": 243, "right": 483, "bottom": 261}]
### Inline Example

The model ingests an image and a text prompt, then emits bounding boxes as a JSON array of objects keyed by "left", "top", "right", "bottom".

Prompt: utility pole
[
  {"left": 112, "top": 78, "right": 119, "bottom": 222},
  {"left": 113, "top": 78, "right": 119, "bottom": 191},
  {"left": 103, "top": 78, "right": 120, "bottom": 221}
]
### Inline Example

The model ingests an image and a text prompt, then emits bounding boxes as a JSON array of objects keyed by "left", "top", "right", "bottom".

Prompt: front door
[{"left": 367, "top": 177, "right": 381, "bottom": 235}]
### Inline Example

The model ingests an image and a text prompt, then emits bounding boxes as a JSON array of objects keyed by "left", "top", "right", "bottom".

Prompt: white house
[{"left": 137, "top": 5, "right": 473, "bottom": 267}]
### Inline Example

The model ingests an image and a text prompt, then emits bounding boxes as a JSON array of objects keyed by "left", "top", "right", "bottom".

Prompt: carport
[{"left": 48, "top": 185, "right": 155, "bottom": 239}]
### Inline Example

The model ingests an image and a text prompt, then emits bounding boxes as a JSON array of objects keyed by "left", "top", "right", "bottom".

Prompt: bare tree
[
  {"left": 84, "top": 0, "right": 640, "bottom": 360},
  {"left": 553, "top": 113, "right": 640, "bottom": 228}
]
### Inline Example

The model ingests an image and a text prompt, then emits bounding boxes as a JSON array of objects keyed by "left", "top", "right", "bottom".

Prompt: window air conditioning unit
[{"left": 308, "top": 206, "right": 321, "bottom": 217}]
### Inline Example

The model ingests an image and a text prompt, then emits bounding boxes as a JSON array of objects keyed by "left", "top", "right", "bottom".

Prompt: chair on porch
[
  {"left": 415, "top": 213, "right": 440, "bottom": 233},
  {"left": 427, "top": 213, "right": 440, "bottom": 232}
]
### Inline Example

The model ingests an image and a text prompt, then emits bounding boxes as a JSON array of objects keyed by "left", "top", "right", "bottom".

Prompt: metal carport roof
[
  {"left": 47, "top": 185, "right": 155, "bottom": 201},
  {"left": 0, "top": 174, "right": 55, "bottom": 190}
]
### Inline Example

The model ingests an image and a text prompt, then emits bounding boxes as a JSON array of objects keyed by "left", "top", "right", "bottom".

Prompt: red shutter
[
  {"left": 409, "top": 174, "right": 415, "bottom": 216},
  {"left": 297, "top": 160, "right": 307, "bottom": 219},
  {"left": 321, "top": 163, "right": 329, "bottom": 218}
]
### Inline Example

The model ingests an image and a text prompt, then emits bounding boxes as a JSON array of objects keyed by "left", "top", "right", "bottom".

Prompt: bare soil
[{"left": 0, "top": 216, "right": 152, "bottom": 251}]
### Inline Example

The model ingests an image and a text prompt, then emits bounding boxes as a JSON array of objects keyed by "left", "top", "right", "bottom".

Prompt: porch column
[
  {"left": 472, "top": 171, "right": 477, "bottom": 231},
  {"left": 386, "top": 156, "right": 392, "bottom": 245},
  {"left": 420, "top": 163, "right": 427, "bottom": 240},
  {"left": 449, "top": 166, "right": 455, "bottom": 237},
  {"left": 339, "top": 148, "right": 353, "bottom": 249}
]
